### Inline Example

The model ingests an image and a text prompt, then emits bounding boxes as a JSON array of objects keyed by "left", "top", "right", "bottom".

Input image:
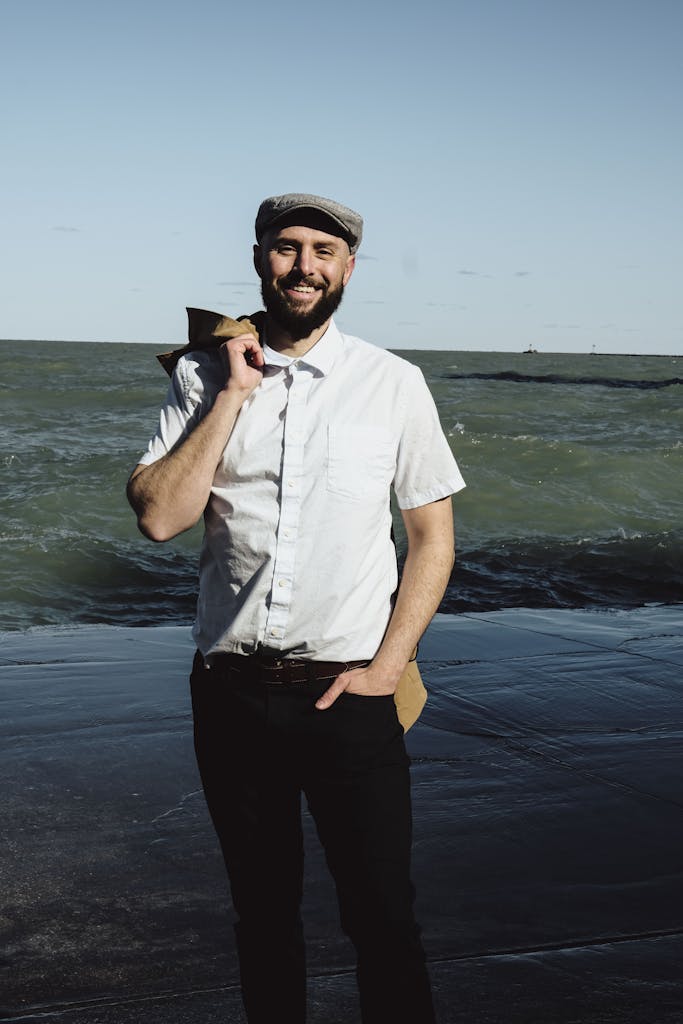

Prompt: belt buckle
[{"left": 262, "top": 657, "right": 289, "bottom": 683}]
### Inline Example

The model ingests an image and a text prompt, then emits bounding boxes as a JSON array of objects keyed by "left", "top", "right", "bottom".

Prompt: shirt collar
[{"left": 262, "top": 319, "right": 344, "bottom": 377}]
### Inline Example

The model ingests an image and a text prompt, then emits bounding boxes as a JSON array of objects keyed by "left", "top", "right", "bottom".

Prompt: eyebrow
[{"left": 274, "top": 235, "right": 344, "bottom": 251}]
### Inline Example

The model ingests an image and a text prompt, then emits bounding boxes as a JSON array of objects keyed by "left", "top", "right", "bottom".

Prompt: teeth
[{"left": 291, "top": 285, "right": 315, "bottom": 293}]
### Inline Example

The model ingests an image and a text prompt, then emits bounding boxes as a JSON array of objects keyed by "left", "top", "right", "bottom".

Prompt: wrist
[
  {"left": 214, "top": 384, "right": 252, "bottom": 413},
  {"left": 367, "top": 656, "right": 404, "bottom": 690}
]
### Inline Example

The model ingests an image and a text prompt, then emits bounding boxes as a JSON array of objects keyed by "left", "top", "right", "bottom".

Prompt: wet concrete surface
[{"left": 1, "top": 606, "right": 682, "bottom": 1022}]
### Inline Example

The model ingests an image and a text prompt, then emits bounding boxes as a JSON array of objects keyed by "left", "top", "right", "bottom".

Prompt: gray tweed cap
[{"left": 255, "top": 193, "right": 363, "bottom": 253}]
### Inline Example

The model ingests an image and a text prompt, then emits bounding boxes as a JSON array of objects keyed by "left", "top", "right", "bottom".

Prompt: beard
[{"left": 260, "top": 274, "right": 345, "bottom": 340}]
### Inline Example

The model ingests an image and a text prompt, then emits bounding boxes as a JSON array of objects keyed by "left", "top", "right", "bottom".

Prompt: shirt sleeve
[
  {"left": 392, "top": 364, "right": 466, "bottom": 509},
  {"left": 137, "top": 354, "right": 215, "bottom": 466}
]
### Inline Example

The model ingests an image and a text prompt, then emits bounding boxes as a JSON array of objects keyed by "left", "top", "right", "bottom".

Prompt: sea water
[{"left": 1, "top": 340, "right": 681, "bottom": 629}]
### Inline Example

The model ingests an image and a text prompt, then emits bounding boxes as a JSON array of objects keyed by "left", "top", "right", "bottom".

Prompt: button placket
[{"left": 263, "top": 364, "right": 311, "bottom": 647}]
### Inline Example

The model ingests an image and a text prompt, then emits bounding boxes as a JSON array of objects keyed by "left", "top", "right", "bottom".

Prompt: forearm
[
  {"left": 127, "top": 387, "right": 246, "bottom": 541},
  {"left": 371, "top": 531, "right": 455, "bottom": 686},
  {"left": 314, "top": 500, "right": 455, "bottom": 710}
]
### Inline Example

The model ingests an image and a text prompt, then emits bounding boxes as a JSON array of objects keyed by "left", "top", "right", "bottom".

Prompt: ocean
[{"left": 1, "top": 339, "right": 681, "bottom": 630}]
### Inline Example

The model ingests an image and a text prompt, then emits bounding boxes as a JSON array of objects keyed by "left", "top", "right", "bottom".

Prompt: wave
[
  {"left": 444, "top": 371, "right": 682, "bottom": 390},
  {"left": 3, "top": 342, "right": 681, "bottom": 630},
  {"left": 3, "top": 530, "right": 679, "bottom": 632},
  {"left": 442, "top": 531, "right": 683, "bottom": 612}
]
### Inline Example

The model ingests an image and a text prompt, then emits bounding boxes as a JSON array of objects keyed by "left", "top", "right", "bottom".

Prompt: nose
[{"left": 294, "top": 245, "right": 315, "bottom": 277}]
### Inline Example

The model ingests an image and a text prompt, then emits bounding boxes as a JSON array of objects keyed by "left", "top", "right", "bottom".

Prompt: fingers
[
  {"left": 315, "top": 672, "right": 351, "bottom": 710},
  {"left": 315, "top": 666, "right": 387, "bottom": 710},
  {"left": 315, "top": 664, "right": 399, "bottom": 709},
  {"left": 240, "top": 334, "right": 265, "bottom": 367},
  {"left": 221, "top": 333, "right": 265, "bottom": 367},
  {"left": 218, "top": 334, "right": 265, "bottom": 395}
]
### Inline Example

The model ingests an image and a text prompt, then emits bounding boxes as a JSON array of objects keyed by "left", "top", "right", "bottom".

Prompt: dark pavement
[{"left": 2, "top": 606, "right": 682, "bottom": 1022}]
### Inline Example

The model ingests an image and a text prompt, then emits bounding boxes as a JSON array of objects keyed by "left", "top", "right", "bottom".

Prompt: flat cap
[{"left": 255, "top": 193, "right": 363, "bottom": 253}]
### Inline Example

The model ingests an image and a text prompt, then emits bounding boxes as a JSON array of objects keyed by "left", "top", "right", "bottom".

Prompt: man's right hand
[{"left": 221, "top": 333, "right": 265, "bottom": 397}]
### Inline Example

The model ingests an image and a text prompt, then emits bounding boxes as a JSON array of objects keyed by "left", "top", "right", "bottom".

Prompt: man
[{"left": 127, "top": 193, "right": 465, "bottom": 1023}]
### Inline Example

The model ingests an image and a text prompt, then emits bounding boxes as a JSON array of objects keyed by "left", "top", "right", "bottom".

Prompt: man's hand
[
  {"left": 127, "top": 333, "right": 266, "bottom": 543},
  {"left": 314, "top": 497, "right": 455, "bottom": 712},
  {"left": 220, "top": 333, "right": 265, "bottom": 396},
  {"left": 315, "top": 663, "right": 400, "bottom": 710}
]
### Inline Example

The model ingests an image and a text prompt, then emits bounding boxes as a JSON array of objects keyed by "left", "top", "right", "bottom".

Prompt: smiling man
[{"left": 127, "top": 193, "right": 465, "bottom": 1024}]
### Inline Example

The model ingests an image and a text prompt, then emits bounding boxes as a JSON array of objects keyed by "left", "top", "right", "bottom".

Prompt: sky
[{"left": 1, "top": 0, "right": 681, "bottom": 354}]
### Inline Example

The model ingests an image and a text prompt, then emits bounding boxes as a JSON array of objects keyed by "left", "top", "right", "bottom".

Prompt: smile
[{"left": 283, "top": 283, "right": 323, "bottom": 300}]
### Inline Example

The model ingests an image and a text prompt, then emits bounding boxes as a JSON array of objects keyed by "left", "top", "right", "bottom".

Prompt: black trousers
[{"left": 190, "top": 652, "right": 436, "bottom": 1024}]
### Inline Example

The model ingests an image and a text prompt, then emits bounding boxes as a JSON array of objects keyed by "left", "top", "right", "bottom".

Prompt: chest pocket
[{"left": 327, "top": 425, "right": 396, "bottom": 502}]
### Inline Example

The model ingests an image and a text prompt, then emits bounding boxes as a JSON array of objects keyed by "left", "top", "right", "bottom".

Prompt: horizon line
[{"left": 0, "top": 337, "right": 680, "bottom": 359}]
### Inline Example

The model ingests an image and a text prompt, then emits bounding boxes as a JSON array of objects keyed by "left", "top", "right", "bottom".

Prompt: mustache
[{"left": 280, "top": 274, "right": 323, "bottom": 289}]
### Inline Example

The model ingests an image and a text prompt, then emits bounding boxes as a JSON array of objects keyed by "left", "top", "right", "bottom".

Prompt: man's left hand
[{"left": 315, "top": 664, "right": 398, "bottom": 710}]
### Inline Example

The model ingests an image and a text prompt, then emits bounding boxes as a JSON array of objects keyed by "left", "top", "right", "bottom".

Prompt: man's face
[{"left": 254, "top": 223, "right": 355, "bottom": 339}]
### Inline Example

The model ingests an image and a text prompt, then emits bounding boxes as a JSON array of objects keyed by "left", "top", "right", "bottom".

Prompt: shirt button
[
  {"left": 278, "top": 579, "right": 288, "bottom": 588},
  {"left": 270, "top": 627, "right": 282, "bottom": 638}
]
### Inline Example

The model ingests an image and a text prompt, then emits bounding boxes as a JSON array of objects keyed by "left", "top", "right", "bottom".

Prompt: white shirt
[{"left": 140, "top": 320, "right": 465, "bottom": 660}]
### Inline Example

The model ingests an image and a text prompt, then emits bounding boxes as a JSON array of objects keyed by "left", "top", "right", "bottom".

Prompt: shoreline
[
  {"left": 3, "top": 605, "right": 683, "bottom": 1023},
  {"left": 2, "top": 597, "right": 681, "bottom": 638}
]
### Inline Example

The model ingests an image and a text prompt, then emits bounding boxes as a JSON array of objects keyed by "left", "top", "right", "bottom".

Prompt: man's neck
[{"left": 264, "top": 315, "right": 331, "bottom": 358}]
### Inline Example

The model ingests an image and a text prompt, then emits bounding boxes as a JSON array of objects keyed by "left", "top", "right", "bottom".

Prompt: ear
[
  {"left": 253, "top": 244, "right": 263, "bottom": 279},
  {"left": 342, "top": 253, "right": 356, "bottom": 286}
]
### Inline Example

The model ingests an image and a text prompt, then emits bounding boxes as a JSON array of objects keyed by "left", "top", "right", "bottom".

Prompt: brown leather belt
[{"left": 208, "top": 652, "right": 369, "bottom": 684}]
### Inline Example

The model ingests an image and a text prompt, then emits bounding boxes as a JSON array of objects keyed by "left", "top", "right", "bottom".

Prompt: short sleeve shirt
[{"left": 139, "top": 320, "right": 465, "bottom": 659}]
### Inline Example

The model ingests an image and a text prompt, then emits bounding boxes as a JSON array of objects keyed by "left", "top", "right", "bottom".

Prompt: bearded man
[{"left": 127, "top": 193, "right": 465, "bottom": 1024}]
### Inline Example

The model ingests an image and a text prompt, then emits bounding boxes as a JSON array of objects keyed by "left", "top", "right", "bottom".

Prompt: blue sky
[{"left": 2, "top": 0, "right": 681, "bottom": 353}]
